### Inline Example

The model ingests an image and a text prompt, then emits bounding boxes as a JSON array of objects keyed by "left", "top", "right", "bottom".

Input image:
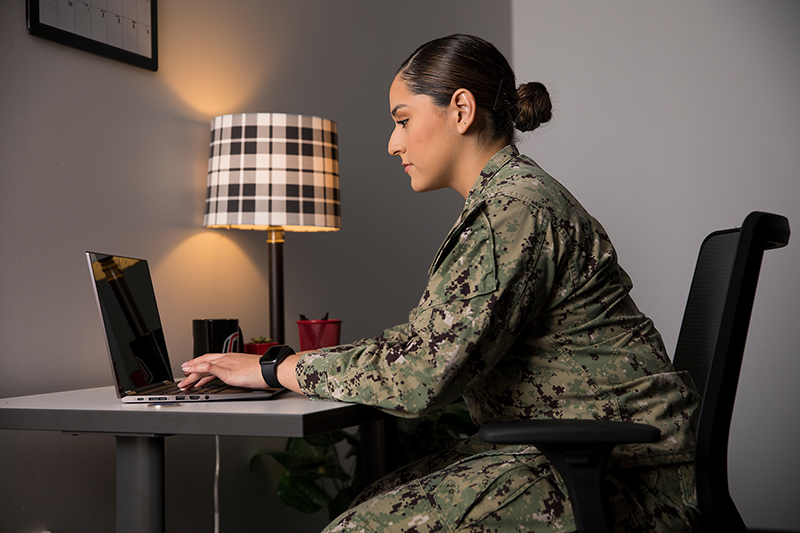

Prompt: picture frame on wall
[{"left": 26, "top": 0, "right": 158, "bottom": 72}]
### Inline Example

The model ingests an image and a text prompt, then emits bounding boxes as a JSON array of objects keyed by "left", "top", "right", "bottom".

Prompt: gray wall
[
  {"left": 512, "top": 1, "right": 800, "bottom": 530},
  {"left": 0, "top": 1, "right": 509, "bottom": 531}
]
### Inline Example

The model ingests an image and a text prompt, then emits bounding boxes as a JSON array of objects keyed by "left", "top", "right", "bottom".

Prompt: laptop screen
[{"left": 87, "top": 252, "right": 173, "bottom": 394}]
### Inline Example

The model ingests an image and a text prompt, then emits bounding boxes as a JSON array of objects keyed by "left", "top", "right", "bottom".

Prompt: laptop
[{"left": 86, "top": 251, "right": 281, "bottom": 403}]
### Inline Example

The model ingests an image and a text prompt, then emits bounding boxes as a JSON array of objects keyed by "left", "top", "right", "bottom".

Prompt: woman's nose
[{"left": 388, "top": 130, "right": 404, "bottom": 156}]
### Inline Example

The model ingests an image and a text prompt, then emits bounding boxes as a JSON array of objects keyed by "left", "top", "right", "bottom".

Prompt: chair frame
[{"left": 479, "top": 211, "right": 790, "bottom": 533}]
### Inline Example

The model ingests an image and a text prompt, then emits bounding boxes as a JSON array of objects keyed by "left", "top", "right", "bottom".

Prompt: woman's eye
[{"left": 396, "top": 119, "right": 409, "bottom": 128}]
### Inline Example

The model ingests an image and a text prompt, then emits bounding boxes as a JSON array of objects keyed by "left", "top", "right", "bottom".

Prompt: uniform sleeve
[{"left": 296, "top": 197, "right": 563, "bottom": 417}]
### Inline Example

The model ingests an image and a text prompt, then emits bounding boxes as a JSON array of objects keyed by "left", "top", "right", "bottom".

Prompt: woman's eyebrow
[{"left": 391, "top": 104, "right": 408, "bottom": 118}]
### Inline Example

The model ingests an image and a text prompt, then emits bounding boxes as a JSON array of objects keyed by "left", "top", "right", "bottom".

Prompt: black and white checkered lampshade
[{"left": 204, "top": 113, "right": 340, "bottom": 232}]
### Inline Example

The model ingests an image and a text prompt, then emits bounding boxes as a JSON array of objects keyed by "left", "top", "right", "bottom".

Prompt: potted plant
[{"left": 244, "top": 336, "right": 278, "bottom": 355}]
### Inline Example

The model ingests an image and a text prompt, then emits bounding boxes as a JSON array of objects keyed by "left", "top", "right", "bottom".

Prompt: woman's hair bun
[{"left": 514, "top": 82, "right": 552, "bottom": 132}]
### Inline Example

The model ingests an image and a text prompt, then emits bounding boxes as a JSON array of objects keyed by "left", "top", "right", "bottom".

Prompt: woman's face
[{"left": 388, "top": 76, "right": 460, "bottom": 193}]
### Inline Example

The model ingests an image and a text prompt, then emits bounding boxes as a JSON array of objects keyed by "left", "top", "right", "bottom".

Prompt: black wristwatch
[{"left": 259, "top": 344, "right": 295, "bottom": 388}]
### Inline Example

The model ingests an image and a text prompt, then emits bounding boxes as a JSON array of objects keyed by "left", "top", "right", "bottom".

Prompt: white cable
[{"left": 214, "top": 434, "right": 220, "bottom": 533}]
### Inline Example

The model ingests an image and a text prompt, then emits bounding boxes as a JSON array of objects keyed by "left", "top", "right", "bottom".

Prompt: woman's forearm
[{"left": 277, "top": 353, "right": 307, "bottom": 394}]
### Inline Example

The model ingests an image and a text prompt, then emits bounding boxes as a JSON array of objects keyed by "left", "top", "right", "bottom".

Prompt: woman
[{"left": 181, "top": 34, "right": 700, "bottom": 532}]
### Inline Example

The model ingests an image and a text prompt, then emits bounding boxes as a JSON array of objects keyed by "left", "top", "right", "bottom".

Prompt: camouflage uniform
[{"left": 297, "top": 145, "right": 701, "bottom": 532}]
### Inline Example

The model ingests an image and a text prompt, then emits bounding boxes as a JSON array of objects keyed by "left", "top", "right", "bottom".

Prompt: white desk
[{"left": 0, "top": 386, "right": 387, "bottom": 533}]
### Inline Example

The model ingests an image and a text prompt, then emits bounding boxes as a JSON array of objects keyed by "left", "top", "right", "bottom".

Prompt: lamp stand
[{"left": 267, "top": 228, "right": 285, "bottom": 344}]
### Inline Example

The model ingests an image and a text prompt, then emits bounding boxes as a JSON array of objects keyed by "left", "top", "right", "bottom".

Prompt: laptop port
[
  {"left": 189, "top": 395, "right": 200, "bottom": 400},
  {"left": 176, "top": 396, "right": 185, "bottom": 400}
]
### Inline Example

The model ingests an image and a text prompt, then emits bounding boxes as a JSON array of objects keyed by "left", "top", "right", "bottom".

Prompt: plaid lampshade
[{"left": 204, "top": 113, "right": 341, "bottom": 232}]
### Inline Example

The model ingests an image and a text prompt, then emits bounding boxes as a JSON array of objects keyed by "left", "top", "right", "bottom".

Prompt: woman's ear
[{"left": 450, "top": 88, "right": 477, "bottom": 135}]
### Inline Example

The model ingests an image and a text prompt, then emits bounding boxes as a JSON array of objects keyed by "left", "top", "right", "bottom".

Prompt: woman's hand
[
  {"left": 178, "top": 352, "right": 266, "bottom": 390},
  {"left": 178, "top": 351, "right": 311, "bottom": 394}
]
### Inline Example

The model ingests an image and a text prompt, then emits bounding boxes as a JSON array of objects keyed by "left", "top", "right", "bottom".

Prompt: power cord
[{"left": 214, "top": 435, "right": 221, "bottom": 533}]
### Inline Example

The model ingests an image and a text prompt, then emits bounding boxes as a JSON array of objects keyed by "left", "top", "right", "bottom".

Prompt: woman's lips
[{"left": 402, "top": 163, "right": 412, "bottom": 173}]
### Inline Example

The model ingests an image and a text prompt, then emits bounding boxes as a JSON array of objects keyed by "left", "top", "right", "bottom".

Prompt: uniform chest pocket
[{"left": 417, "top": 211, "right": 498, "bottom": 312}]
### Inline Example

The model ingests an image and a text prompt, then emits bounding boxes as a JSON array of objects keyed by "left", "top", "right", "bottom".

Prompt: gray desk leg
[{"left": 116, "top": 435, "right": 165, "bottom": 533}]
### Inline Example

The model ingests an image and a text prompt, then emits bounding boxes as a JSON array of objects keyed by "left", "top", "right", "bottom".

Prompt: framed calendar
[{"left": 26, "top": 0, "right": 158, "bottom": 71}]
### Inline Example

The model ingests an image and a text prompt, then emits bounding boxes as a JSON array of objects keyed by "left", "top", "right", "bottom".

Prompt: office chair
[{"left": 479, "top": 211, "right": 790, "bottom": 533}]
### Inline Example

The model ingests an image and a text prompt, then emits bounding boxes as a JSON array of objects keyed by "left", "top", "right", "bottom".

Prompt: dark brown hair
[{"left": 397, "top": 34, "right": 552, "bottom": 144}]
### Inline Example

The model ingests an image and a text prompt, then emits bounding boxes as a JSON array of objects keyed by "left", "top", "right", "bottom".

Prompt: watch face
[
  {"left": 261, "top": 345, "right": 279, "bottom": 361},
  {"left": 265, "top": 344, "right": 294, "bottom": 362}
]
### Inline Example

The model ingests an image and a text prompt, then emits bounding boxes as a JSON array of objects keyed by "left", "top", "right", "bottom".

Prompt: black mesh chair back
[{"left": 672, "top": 211, "right": 790, "bottom": 532}]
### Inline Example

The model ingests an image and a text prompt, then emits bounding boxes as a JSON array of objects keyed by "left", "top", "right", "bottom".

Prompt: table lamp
[{"left": 203, "top": 113, "right": 341, "bottom": 343}]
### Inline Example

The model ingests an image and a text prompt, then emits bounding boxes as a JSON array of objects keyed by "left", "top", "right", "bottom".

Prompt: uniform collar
[
  {"left": 464, "top": 144, "right": 519, "bottom": 207},
  {"left": 428, "top": 146, "right": 520, "bottom": 277}
]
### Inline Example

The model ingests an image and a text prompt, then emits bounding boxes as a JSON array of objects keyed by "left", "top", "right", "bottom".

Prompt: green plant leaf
[
  {"left": 258, "top": 448, "right": 325, "bottom": 475},
  {"left": 301, "top": 429, "right": 349, "bottom": 448},
  {"left": 275, "top": 473, "right": 332, "bottom": 513},
  {"left": 255, "top": 433, "right": 352, "bottom": 483}
]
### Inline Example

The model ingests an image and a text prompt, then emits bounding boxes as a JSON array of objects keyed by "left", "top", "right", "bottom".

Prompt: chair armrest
[
  {"left": 478, "top": 419, "right": 660, "bottom": 447},
  {"left": 478, "top": 419, "right": 660, "bottom": 533}
]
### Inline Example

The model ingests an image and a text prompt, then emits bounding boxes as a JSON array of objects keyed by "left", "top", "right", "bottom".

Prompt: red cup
[{"left": 297, "top": 319, "right": 341, "bottom": 351}]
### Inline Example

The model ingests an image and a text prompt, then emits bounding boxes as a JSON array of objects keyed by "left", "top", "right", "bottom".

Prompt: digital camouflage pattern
[{"left": 297, "top": 145, "right": 701, "bottom": 531}]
